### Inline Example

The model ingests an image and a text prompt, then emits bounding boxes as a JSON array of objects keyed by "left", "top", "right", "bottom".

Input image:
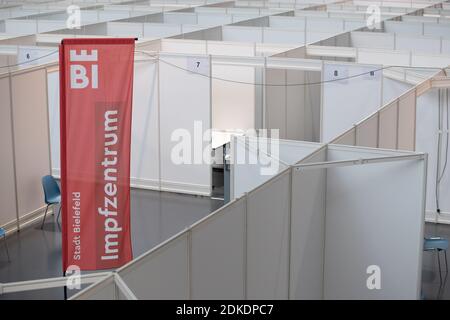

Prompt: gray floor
[
  {"left": 0, "top": 188, "right": 223, "bottom": 299},
  {"left": 0, "top": 189, "right": 449, "bottom": 300}
]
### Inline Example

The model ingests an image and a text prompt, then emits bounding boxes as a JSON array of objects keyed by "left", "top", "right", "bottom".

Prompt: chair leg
[
  {"left": 57, "top": 205, "right": 61, "bottom": 223},
  {"left": 438, "top": 250, "right": 443, "bottom": 284},
  {"left": 40, "top": 204, "right": 49, "bottom": 229},
  {"left": 445, "top": 250, "right": 448, "bottom": 273},
  {"left": 4, "top": 234, "right": 10, "bottom": 262}
]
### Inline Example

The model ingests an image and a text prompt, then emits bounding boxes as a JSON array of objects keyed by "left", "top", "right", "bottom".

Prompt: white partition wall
[
  {"left": 190, "top": 198, "right": 246, "bottom": 299},
  {"left": 118, "top": 232, "right": 190, "bottom": 299},
  {"left": 0, "top": 76, "right": 18, "bottom": 228},
  {"left": 131, "top": 58, "right": 159, "bottom": 190},
  {"left": 321, "top": 62, "right": 383, "bottom": 142},
  {"left": 289, "top": 146, "right": 327, "bottom": 299},
  {"left": 230, "top": 135, "right": 322, "bottom": 199},
  {"left": 265, "top": 68, "right": 321, "bottom": 141},
  {"left": 159, "top": 54, "right": 212, "bottom": 195},
  {"left": 322, "top": 146, "right": 426, "bottom": 299},
  {"left": 74, "top": 143, "right": 426, "bottom": 300}
]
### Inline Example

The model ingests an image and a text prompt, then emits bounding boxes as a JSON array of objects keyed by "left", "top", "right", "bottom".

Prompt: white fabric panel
[
  {"left": 321, "top": 62, "right": 382, "bottom": 142},
  {"left": 231, "top": 136, "right": 282, "bottom": 199},
  {"left": 164, "top": 12, "right": 198, "bottom": 24},
  {"left": 378, "top": 102, "right": 398, "bottom": 150},
  {"left": 306, "top": 17, "right": 343, "bottom": 32},
  {"left": 161, "top": 40, "right": 207, "bottom": 54},
  {"left": 324, "top": 150, "right": 425, "bottom": 299},
  {"left": 74, "top": 277, "right": 117, "bottom": 300},
  {"left": 107, "top": 22, "right": 143, "bottom": 37},
  {"left": 143, "top": 23, "right": 182, "bottom": 38},
  {"left": 424, "top": 23, "right": 450, "bottom": 37},
  {"left": 36, "top": 21, "right": 66, "bottom": 33},
  {"left": 332, "top": 128, "right": 355, "bottom": 146},
  {"left": 0, "top": 77, "right": 18, "bottom": 226},
  {"left": 263, "top": 28, "right": 305, "bottom": 44},
  {"left": 47, "top": 71, "right": 60, "bottom": 176},
  {"left": 344, "top": 20, "right": 365, "bottom": 31},
  {"left": 159, "top": 55, "right": 212, "bottom": 195},
  {"left": 384, "top": 21, "right": 423, "bottom": 35},
  {"left": 290, "top": 148, "right": 327, "bottom": 299},
  {"left": 197, "top": 13, "right": 232, "bottom": 25},
  {"left": 382, "top": 77, "right": 413, "bottom": 105},
  {"left": 412, "top": 54, "right": 450, "bottom": 69},
  {"left": 222, "top": 26, "right": 263, "bottom": 42},
  {"left": 247, "top": 170, "right": 290, "bottom": 299},
  {"left": 212, "top": 65, "right": 255, "bottom": 130},
  {"left": 395, "top": 35, "right": 441, "bottom": 54},
  {"left": 356, "top": 114, "right": 378, "bottom": 148},
  {"left": 397, "top": 90, "right": 416, "bottom": 151},
  {"left": 350, "top": 32, "right": 395, "bottom": 50},
  {"left": 4, "top": 20, "right": 37, "bottom": 35},
  {"left": 357, "top": 49, "right": 410, "bottom": 66},
  {"left": 97, "top": 11, "right": 130, "bottom": 21},
  {"left": 191, "top": 199, "right": 246, "bottom": 299},
  {"left": 12, "top": 69, "right": 50, "bottom": 218},
  {"left": 268, "top": 16, "right": 305, "bottom": 29},
  {"left": 306, "top": 32, "right": 335, "bottom": 43},
  {"left": 415, "top": 89, "right": 444, "bottom": 214},
  {"left": 265, "top": 68, "right": 286, "bottom": 138},
  {"left": 118, "top": 233, "right": 189, "bottom": 299},
  {"left": 131, "top": 60, "right": 159, "bottom": 190},
  {"left": 441, "top": 39, "right": 450, "bottom": 54},
  {"left": 231, "top": 136, "right": 320, "bottom": 199},
  {"left": 207, "top": 42, "right": 254, "bottom": 56},
  {"left": 182, "top": 25, "right": 206, "bottom": 34}
]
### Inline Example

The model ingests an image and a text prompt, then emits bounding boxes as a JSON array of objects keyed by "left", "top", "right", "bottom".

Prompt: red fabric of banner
[{"left": 59, "top": 38, "right": 134, "bottom": 271}]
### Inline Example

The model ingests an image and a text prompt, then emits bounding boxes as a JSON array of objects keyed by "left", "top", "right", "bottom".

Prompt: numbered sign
[{"left": 186, "top": 57, "right": 210, "bottom": 76}]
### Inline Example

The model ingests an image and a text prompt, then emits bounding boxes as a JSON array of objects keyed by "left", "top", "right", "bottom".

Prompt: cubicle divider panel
[
  {"left": 378, "top": 101, "right": 398, "bottom": 149},
  {"left": 212, "top": 63, "right": 256, "bottom": 131},
  {"left": 0, "top": 76, "right": 18, "bottom": 227},
  {"left": 382, "top": 77, "right": 413, "bottom": 105},
  {"left": 323, "top": 152, "right": 426, "bottom": 299},
  {"left": 416, "top": 88, "right": 450, "bottom": 215},
  {"left": 144, "top": 23, "right": 183, "bottom": 38},
  {"left": 159, "top": 54, "right": 212, "bottom": 196},
  {"left": 222, "top": 26, "right": 263, "bottom": 43},
  {"left": 265, "top": 68, "right": 287, "bottom": 138},
  {"left": 118, "top": 232, "right": 190, "bottom": 299},
  {"left": 72, "top": 276, "right": 118, "bottom": 300},
  {"left": 397, "top": 90, "right": 417, "bottom": 151},
  {"left": 107, "top": 22, "right": 144, "bottom": 37},
  {"left": 47, "top": 70, "right": 59, "bottom": 176},
  {"left": 11, "top": 68, "right": 50, "bottom": 219},
  {"left": 290, "top": 147, "right": 327, "bottom": 299},
  {"left": 321, "top": 62, "right": 382, "bottom": 142},
  {"left": 190, "top": 198, "right": 246, "bottom": 299},
  {"left": 231, "top": 135, "right": 283, "bottom": 199},
  {"left": 131, "top": 59, "right": 160, "bottom": 190},
  {"left": 246, "top": 170, "right": 290, "bottom": 299},
  {"left": 355, "top": 114, "right": 378, "bottom": 148},
  {"left": 331, "top": 127, "right": 356, "bottom": 146}
]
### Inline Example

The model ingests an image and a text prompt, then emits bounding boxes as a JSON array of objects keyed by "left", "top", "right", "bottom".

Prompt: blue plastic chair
[
  {"left": 41, "top": 175, "right": 61, "bottom": 229},
  {"left": 424, "top": 237, "right": 448, "bottom": 284},
  {"left": 0, "top": 228, "right": 10, "bottom": 262}
]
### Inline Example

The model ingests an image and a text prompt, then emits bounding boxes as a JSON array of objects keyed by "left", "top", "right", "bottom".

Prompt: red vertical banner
[{"left": 59, "top": 39, "right": 134, "bottom": 271}]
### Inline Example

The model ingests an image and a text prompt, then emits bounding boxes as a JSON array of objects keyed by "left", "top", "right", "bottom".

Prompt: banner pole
[{"left": 63, "top": 270, "right": 67, "bottom": 300}]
